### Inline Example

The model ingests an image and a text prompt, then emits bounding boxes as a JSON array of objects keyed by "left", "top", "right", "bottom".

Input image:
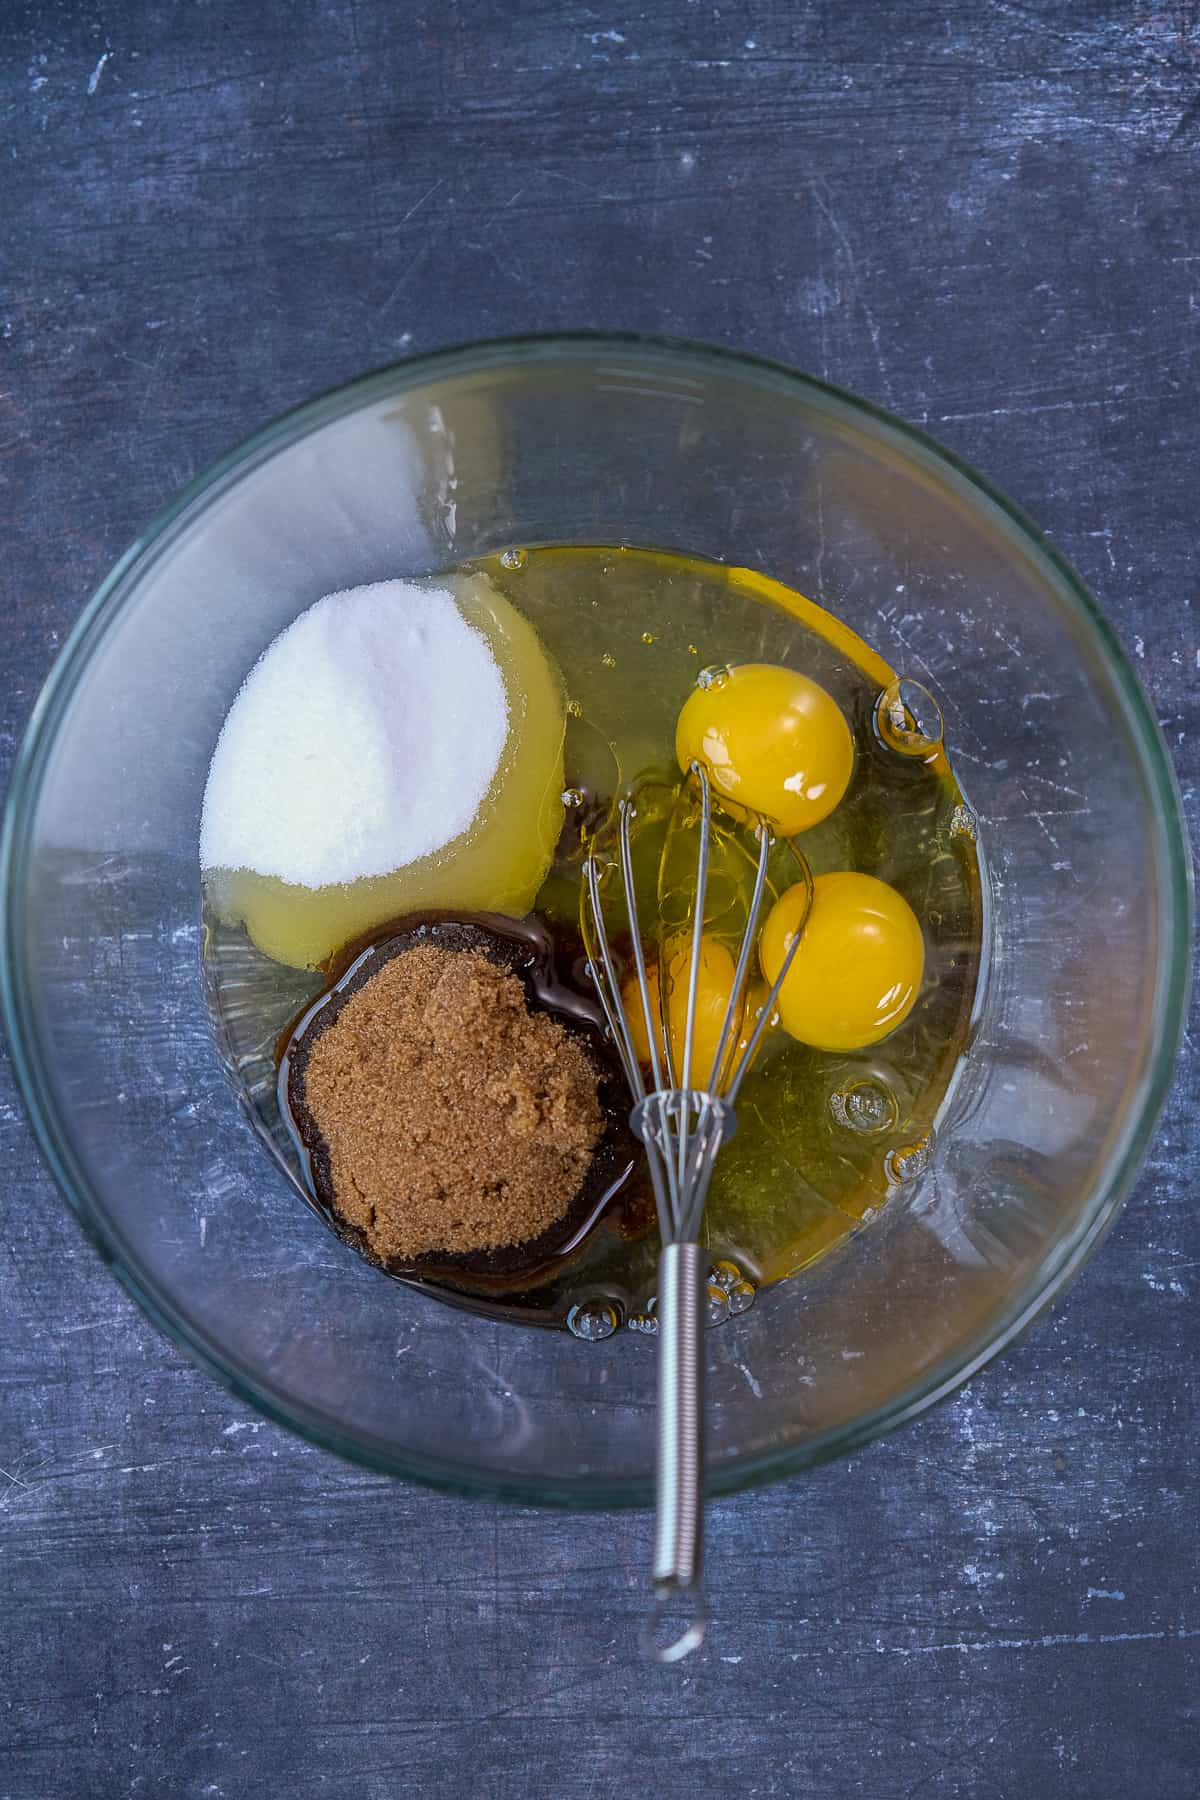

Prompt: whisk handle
[{"left": 646, "top": 1239, "right": 707, "bottom": 1662}]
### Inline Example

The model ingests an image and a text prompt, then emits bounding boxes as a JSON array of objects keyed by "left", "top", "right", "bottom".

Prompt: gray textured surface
[{"left": 2, "top": 2, "right": 1198, "bottom": 1795}]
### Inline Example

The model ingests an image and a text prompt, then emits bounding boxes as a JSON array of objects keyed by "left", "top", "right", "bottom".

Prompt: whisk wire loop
[{"left": 617, "top": 798, "right": 668, "bottom": 1101}]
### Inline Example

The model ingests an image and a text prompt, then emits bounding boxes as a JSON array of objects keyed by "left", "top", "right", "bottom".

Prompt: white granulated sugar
[{"left": 200, "top": 580, "right": 508, "bottom": 887}]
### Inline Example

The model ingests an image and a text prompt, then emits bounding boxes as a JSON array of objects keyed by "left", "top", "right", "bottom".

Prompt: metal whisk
[{"left": 581, "top": 762, "right": 807, "bottom": 1663}]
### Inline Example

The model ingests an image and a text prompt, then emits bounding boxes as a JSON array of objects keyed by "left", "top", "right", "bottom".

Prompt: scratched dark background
[{"left": 2, "top": 2, "right": 1198, "bottom": 1795}]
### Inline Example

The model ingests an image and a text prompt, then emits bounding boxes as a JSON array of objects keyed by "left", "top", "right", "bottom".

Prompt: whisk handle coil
[{"left": 645, "top": 1238, "right": 707, "bottom": 1662}]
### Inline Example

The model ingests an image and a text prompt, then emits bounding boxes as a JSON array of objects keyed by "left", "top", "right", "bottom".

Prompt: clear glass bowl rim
[{"left": 1, "top": 331, "right": 1191, "bottom": 1508}]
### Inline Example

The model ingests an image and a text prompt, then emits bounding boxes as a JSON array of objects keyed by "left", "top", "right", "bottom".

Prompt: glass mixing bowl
[{"left": 1, "top": 336, "right": 1189, "bottom": 1503}]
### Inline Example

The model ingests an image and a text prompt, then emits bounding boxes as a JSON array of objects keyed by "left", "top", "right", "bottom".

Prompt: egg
[
  {"left": 623, "top": 933, "right": 743, "bottom": 1086},
  {"left": 759, "top": 872, "right": 924, "bottom": 1050},
  {"left": 675, "top": 662, "right": 853, "bottom": 836}
]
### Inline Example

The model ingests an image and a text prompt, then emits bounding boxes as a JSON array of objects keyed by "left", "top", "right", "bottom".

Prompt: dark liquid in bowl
[{"left": 276, "top": 912, "right": 651, "bottom": 1328}]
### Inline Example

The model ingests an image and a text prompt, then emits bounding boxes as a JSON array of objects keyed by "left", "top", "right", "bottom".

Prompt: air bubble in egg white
[
  {"left": 727, "top": 1279, "right": 757, "bottom": 1315},
  {"left": 884, "top": 1135, "right": 933, "bottom": 1186},
  {"left": 950, "top": 802, "right": 979, "bottom": 842},
  {"left": 830, "top": 1078, "right": 899, "bottom": 1136},
  {"left": 567, "top": 1301, "right": 620, "bottom": 1341},
  {"left": 875, "top": 676, "right": 944, "bottom": 758},
  {"left": 706, "top": 1283, "right": 731, "bottom": 1327}
]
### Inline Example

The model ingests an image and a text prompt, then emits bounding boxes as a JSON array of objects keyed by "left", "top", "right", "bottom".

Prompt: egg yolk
[
  {"left": 759, "top": 872, "right": 924, "bottom": 1051},
  {"left": 675, "top": 662, "right": 854, "bottom": 836},
  {"left": 623, "top": 934, "right": 743, "bottom": 1086}
]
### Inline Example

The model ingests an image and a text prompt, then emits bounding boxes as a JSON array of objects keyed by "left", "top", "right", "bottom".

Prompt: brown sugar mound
[{"left": 296, "top": 943, "right": 604, "bottom": 1262}]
